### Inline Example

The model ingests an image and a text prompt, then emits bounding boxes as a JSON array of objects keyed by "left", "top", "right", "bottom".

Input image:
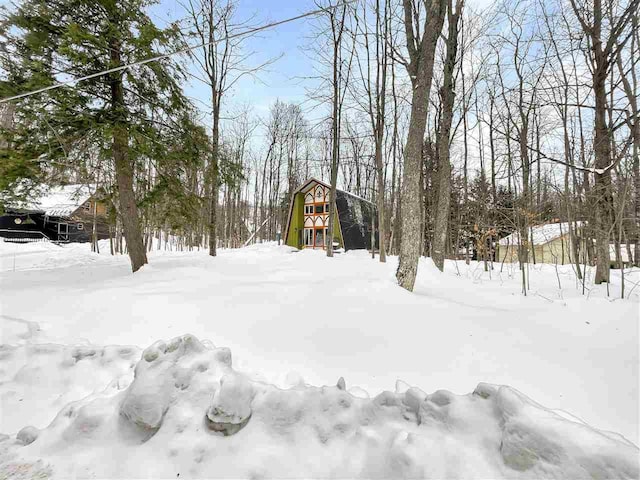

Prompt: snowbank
[
  {"left": 0, "top": 342, "right": 139, "bottom": 434},
  {"left": 1, "top": 241, "right": 638, "bottom": 446},
  {"left": 0, "top": 335, "right": 637, "bottom": 479}
]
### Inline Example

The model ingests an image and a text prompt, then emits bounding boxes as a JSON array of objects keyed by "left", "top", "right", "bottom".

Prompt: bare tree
[
  {"left": 323, "top": 0, "right": 354, "bottom": 258},
  {"left": 396, "top": 0, "right": 447, "bottom": 290},
  {"left": 568, "top": 0, "right": 640, "bottom": 283},
  {"left": 432, "top": 0, "right": 464, "bottom": 271},
  {"left": 615, "top": 10, "right": 639, "bottom": 266},
  {"left": 352, "top": 0, "right": 391, "bottom": 261},
  {"left": 184, "top": 0, "right": 269, "bottom": 257}
]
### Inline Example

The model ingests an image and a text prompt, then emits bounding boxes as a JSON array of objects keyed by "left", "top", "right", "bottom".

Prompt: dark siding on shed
[{"left": 335, "top": 190, "right": 378, "bottom": 251}]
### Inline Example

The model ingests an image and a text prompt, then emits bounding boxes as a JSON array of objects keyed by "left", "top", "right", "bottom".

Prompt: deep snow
[
  {"left": 0, "top": 241, "right": 638, "bottom": 477},
  {"left": 1, "top": 334, "right": 638, "bottom": 479}
]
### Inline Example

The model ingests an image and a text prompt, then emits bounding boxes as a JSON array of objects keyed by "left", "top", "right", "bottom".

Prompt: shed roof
[{"left": 498, "top": 222, "right": 583, "bottom": 246}]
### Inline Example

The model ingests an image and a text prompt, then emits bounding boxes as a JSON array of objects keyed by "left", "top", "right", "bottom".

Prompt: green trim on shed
[{"left": 286, "top": 192, "right": 304, "bottom": 248}]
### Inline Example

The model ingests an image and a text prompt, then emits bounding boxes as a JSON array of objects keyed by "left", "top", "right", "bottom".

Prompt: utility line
[{"left": 0, "top": 0, "right": 357, "bottom": 104}]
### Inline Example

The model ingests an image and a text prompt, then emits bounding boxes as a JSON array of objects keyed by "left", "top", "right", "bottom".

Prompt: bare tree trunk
[
  {"left": 616, "top": 12, "right": 639, "bottom": 266},
  {"left": 327, "top": 2, "right": 349, "bottom": 258},
  {"left": 569, "top": 0, "right": 640, "bottom": 282},
  {"left": 433, "top": 0, "right": 462, "bottom": 272},
  {"left": 396, "top": 0, "right": 447, "bottom": 291},
  {"left": 489, "top": 92, "right": 497, "bottom": 205},
  {"left": 374, "top": 129, "right": 386, "bottom": 262},
  {"left": 592, "top": 66, "right": 613, "bottom": 283},
  {"left": 91, "top": 195, "right": 99, "bottom": 253},
  {"left": 389, "top": 57, "right": 399, "bottom": 256},
  {"left": 109, "top": 224, "right": 114, "bottom": 255},
  {"left": 209, "top": 103, "right": 219, "bottom": 257},
  {"left": 185, "top": 0, "right": 259, "bottom": 257}
]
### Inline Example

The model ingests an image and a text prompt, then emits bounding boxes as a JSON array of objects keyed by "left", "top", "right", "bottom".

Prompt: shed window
[
  {"left": 324, "top": 203, "right": 330, "bottom": 213},
  {"left": 304, "top": 205, "right": 314, "bottom": 215},
  {"left": 315, "top": 205, "right": 323, "bottom": 214}
]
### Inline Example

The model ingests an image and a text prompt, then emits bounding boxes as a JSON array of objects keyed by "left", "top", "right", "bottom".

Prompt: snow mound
[
  {"left": 0, "top": 342, "right": 139, "bottom": 433},
  {"left": 1, "top": 335, "right": 637, "bottom": 479}
]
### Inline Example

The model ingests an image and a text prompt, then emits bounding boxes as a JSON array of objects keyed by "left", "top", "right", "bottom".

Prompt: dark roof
[{"left": 336, "top": 189, "right": 377, "bottom": 251}]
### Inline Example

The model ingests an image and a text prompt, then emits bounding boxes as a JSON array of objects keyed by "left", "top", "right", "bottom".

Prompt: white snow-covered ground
[{"left": 0, "top": 241, "right": 638, "bottom": 478}]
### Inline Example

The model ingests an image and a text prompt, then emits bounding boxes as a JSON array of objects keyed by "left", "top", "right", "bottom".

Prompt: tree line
[{"left": 0, "top": 0, "right": 637, "bottom": 294}]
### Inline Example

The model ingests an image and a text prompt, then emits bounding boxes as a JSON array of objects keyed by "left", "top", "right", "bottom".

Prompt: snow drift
[
  {"left": 1, "top": 334, "right": 637, "bottom": 479},
  {"left": 2, "top": 241, "right": 637, "bottom": 442}
]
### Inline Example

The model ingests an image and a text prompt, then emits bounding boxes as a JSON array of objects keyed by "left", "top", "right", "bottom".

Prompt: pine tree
[{"left": 0, "top": 0, "right": 187, "bottom": 271}]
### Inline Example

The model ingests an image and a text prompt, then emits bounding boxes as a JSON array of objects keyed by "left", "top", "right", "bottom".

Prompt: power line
[{"left": 0, "top": 0, "right": 357, "bottom": 105}]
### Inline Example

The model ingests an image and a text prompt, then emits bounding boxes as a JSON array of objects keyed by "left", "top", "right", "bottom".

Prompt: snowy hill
[{"left": 0, "top": 242, "right": 638, "bottom": 478}]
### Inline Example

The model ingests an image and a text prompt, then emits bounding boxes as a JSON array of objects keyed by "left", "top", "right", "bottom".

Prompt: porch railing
[{"left": 0, "top": 229, "right": 52, "bottom": 243}]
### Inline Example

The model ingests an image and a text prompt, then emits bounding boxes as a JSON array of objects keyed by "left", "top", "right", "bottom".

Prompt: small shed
[
  {"left": 283, "top": 178, "right": 378, "bottom": 251},
  {"left": 0, "top": 184, "right": 109, "bottom": 242},
  {"left": 497, "top": 222, "right": 582, "bottom": 265}
]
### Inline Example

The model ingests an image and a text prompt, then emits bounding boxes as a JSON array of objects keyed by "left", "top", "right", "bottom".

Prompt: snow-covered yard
[{"left": 0, "top": 241, "right": 638, "bottom": 478}]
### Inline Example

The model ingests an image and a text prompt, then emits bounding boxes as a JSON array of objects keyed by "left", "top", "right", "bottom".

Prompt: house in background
[
  {"left": 609, "top": 244, "right": 635, "bottom": 268},
  {"left": 284, "top": 178, "right": 378, "bottom": 251},
  {"left": 0, "top": 184, "right": 110, "bottom": 243},
  {"left": 497, "top": 222, "right": 582, "bottom": 265}
]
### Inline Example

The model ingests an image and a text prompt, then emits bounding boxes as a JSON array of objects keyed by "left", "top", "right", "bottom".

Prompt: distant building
[
  {"left": 283, "top": 178, "right": 378, "bottom": 251},
  {"left": 0, "top": 184, "right": 109, "bottom": 243},
  {"left": 609, "top": 244, "right": 635, "bottom": 268},
  {"left": 497, "top": 222, "right": 582, "bottom": 265}
]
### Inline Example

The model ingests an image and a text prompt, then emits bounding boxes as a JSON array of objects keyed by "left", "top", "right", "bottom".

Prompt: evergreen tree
[{"left": 0, "top": 0, "right": 187, "bottom": 271}]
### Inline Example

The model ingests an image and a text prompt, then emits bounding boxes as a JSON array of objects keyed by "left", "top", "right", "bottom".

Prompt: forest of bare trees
[{"left": 1, "top": 0, "right": 638, "bottom": 294}]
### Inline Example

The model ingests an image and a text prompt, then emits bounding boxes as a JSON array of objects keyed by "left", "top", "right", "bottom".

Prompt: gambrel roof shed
[{"left": 284, "top": 178, "right": 378, "bottom": 251}]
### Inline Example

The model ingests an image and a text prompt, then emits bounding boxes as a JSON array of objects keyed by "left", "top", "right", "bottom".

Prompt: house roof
[
  {"left": 498, "top": 222, "right": 583, "bottom": 246},
  {"left": 295, "top": 177, "right": 375, "bottom": 205},
  {"left": 296, "top": 177, "right": 330, "bottom": 194},
  {"left": 335, "top": 189, "right": 377, "bottom": 251},
  {"left": 610, "top": 244, "right": 635, "bottom": 263},
  {"left": 9, "top": 184, "right": 96, "bottom": 217}
]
